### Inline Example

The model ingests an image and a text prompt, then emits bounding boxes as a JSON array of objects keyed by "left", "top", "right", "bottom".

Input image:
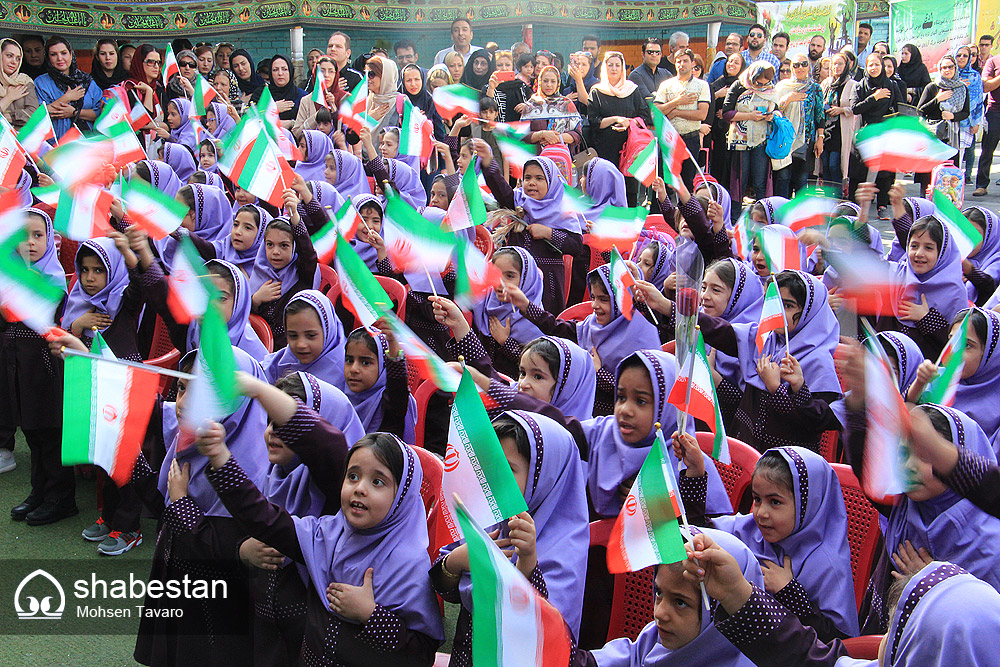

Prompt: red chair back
[
  {"left": 413, "top": 381, "right": 441, "bottom": 450},
  {"left": 834, "top": 342, "right": 850, "bottom": 392},
  {"left": 145, "top": 349, "right": 181, "bottom": 395},
  {"left": 589, "top": 518, "right": 655, "bottom": 642},
  {"left": 474, "top": 224, "right": 493, "bottom": 259},
  {"left": 148, "top": 315, "right": 176, "bottom": 360},
  {"left": 558, "top": 301, "right": 593, "bottom": 322},
  {"left": 248, "top": 314, "right": 274, "bottom": 353},
  {"left": 410, "top": 445, "right": 447, "bottom": 560},
  {"left": 582, "top": 234, "right": 610, "bottom": 270},
  {"left": 406, "top": 362, "right": 423, "bottom": 393},
  {"left": 819, "top": 429, "right": 841, "bottom": 463},
  {"left": 696, "top": 433, "right": 760, "bottom": 513},
  {"left": 317, "top": 263, "right": 339, "bottom": 294},
  {"left": 563, "top": 255, "right": 573, "bottom": 307},
  {"left": 842, "top": 635, "right": 883, "bottom": 659},
  {"left": 831, "top": 463, "right": 882, "bottom": 611},
  {"left": 57, "top": 235, "right": 79, "bottom": 276},
  {"left": 644, "top": 214, "right": 676, "bottom": 238},
  {"left": 661, "top": 340, "right": 676, "bottom": 354},
  {"left": 375, "top": 275, "right": 408, "bottom": 322}
]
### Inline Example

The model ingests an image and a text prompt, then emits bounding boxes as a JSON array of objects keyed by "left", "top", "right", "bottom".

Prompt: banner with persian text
[{"left": 889, "top": 0, "right": 974, "bottom": 73}]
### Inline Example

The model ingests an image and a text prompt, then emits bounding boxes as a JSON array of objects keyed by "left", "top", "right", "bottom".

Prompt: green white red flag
[
  {"left": 453, "top": 498, "right": 571, "bottom": 667},
  {"left": 61, "top": 351, "right": 159, "bottom": 486},
  {"left": 650, "top": 104, "right": 691, "bottom": 188},
  {"left": 333, "top": 231, "right": 395, "bottom": 326},
  {"left": 166, "top": 237, "right": 213, "bottom": 324},
  {"left": 625, "top": 139, "right": 658, "bottom": 188},
  {"left": 162, "top": 45, "right": 179, "bottom": 86},
  {"left": 17, "top": 105, "right": 54, "bottom": 159},
  {"left": 587, "top": 205, "right": 645, "bottom": 253},
  {"left": 432, "top": 84, "right": 480, "bottom": 120},
  {"left": 310, "top": 73, "right": 330, "bottom": 109},
  {"left": 0, "top": 236, "right": 64, "bottom": 335},
  {"left": 0, "top": 122, "right": 26, "bottom": 188},
  {"left": 218, "top": 120, "right": 294, "bottom": 208},
  {"left": 312, "top": 200, "right": 362, "bottom": 264},
  {"left": 380, "top": 309, "right": 463, "bottom": 392},
  {"left": 105, "top": 121, "right": 146, "bottom": 168},
  {"left": 120, "top": 177, "right": 187, "bottom": 240},
  {"left": 755, "top": 279, "right": 786, "bottom": 352},
  {"left": 382, "top": 190, "right": 457, "bottom": 274},
  {"left": 453, "top": 241, "right": 501, "bottom": 309},
  {"left": 823, "top": 242, "right": 898, "bottom": 315},
  {"left": 609, "top": 247, "right": 636, "bottom": 320},
  {"left": 733, "top": 211, "right": 756, "bottom": 260},
  {"left": 180, "top": 302, "right": 242, "bottom": 436},
  {"left": 862, "top": 346, "right": 911, "bottom": 498},
  {"left": 43, "top": 183, "right": 114, "bottom": 241},
  {"left": 855, "top": 116, "right": 955, "bottom": 173},
  {"left": 756, "top": 224, "right": 802, "bottom": 273},
  {"left": 776, "top": 187, "right": 838, "bottom": 232},
  {"left": 667, "top": 329, "right": 729, "bottom": 462},
  {"left": 191, "top": 74, "right": 218, "bottom": 116},
  {"left": 931, "top": 189, "right": 982, "bottom": 259},
  {"left": 43, "top": 135, "right": 115, "bottom": 191},
  {"left": 94, "top": 95, "right": 130, "bottom": 136},
  {"left": 399, "top": 97, "right": 433, "bottom": 161},
  {"left": 918, "top": 310, "right": 969, "bottom": 406},
  {"left": 493, "top": 126, "right": 536, "bottom": 179},
  {"left": 338, "top": 76, "right": 377, "bottom": 134},
  {"left": 443, "top": 157, "right": 488, "bottom": 232},
  {"left": 253, "top": 94, "right": 303, "bottom": 161}
]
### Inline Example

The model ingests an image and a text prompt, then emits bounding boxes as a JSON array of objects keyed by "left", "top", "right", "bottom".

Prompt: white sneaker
[{"left": 0, "top": 449, "right": 15, "bottom": 474}]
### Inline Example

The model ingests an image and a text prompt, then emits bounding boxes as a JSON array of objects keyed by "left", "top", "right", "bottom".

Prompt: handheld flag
[
  {"left": 17, "top": 105, "right": 55, "bottom": 159},
  {"left": 625, "top": 138, "right": 658, "bottom": 188},
  {"left": 443, "top": 157, "right": 488, "bottom": 232},
  {"left": 338, "top": 76, "right": 376, "bottom": 134},
  {"left": 931, "top": 189, "right": 982, "bottom": 259},
  {"left": 587, "top": 205, "right": 646, "bottom": 253},
  {"left": 120, "top": 177, "right": 187, "bottom": 240},
  {"left": 608, "top": 247, "right": 635, "bottom": 320},
  {"left": 46, "top": 183, "right": 114, "bottom": 241},
  {"left": 180, "top": 303, "right": 242, "bottom": 434},
  {"left": 382, "top": 190, "right": 457, "bottom": 275},
  {"left": 667, "top": 329, "right": 729, "bottom": 463},
  {"left": 105, "top": 121, "right": 146, "bottom": 168},
  {"left": 775, "top": 187, "right": 838, "bottom": 232},
  {"left": 650, "top": 104, "right": 692, "bottom": 188},
  {"left": 333, "top": 232, "right": 395, "bottom": 326},
  {"left": 862, "top": 346, "right": 911, "bottom": 498},
  {"left": 453, "top": 241, "right": 501, "bottom": 309},
  {"left": 432, "top": 84, "right": 480, "bottom": 120},
  {"left": 855, "top": 116, "right": 954, "bottom": 173},
  {"left": 398, "top": 97, "right": 433, "bottom": 161},
  {"left": 166, "top": 237, "right": 213, "bottom": 323},
  {"left": 94, "top": 95, "right": 130, "bottom": 136},
  {"left": 191, "top": 74, "right": 219, "bottom": 116},
  {"left": 756, "top": 224, "right": 802, "bottom": 273},
  {"left": 312, "top": 199, "right": 362, "bottom": 264},
  {"left": 162, "top": 45, "right": 179, "bottom": 86},
  {"left": 218, "top": 121, "right": 295, "bottom": 208},
  {"left": 42, "top": 135, "right": 115, "bottom": 190},
  {"left": 0, "top": 237, "right": 64, "bottom": 335},
  {"left": 917, "top": 310, "right": 969, "bottom": 406},
  {"left": 379, "top": 310, "right": 463, "bottom": 392},
  {"left": 756, "top": 279, "right": 787, "bottom": 353},
  {"left": 310, "top": 72, "right": 331, "bottom": 109},
  {"left": 0, "top": 122, "right": 27, "bottom": 188},
  {"left": 493, "top": 126, "right": 536, "bottom": 179}
]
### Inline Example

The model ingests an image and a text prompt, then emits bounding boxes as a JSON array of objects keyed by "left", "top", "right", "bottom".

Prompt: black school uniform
[{"left": 253, "top": 218, "right": 319, "bottom": 350}]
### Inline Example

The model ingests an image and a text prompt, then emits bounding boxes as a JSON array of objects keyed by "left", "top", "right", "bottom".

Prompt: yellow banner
[{"left": 977, "top": 0, "right": 1000, "bottom": 57}]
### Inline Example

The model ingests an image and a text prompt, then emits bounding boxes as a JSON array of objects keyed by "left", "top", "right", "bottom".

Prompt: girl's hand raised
[
  {"left": 167, "top": 458, "right": 190, "bottom": 502},
  {"left": 682, "top": 532, "right": 754, "bottom": 614},
  {"left": 195, "top": 421, "right": 230, "bottom": 469},
  {"left": 497, "top": 283, "right": 529, "bottom": 311},
  {"left": 779, "top": 354, "right": 804, "bottom": 393},
  {"left": 756, "top": 354, "right": 781, "bottom": 394},
  {"left": 500, "top": 512, "right": 537, "bottom": 578},
  {"left": 633, "top": 280, "right": 672, "bottom": 316},
  {"left": 429, "top": 295, "right": 471, "bottom": 339},
  {"left": 672, "top": 431, "right": 705, "bottom": 477},
  {"left": 327, "top": 568, "right": 377, "bottom": 622},
  {"left": 905, "top": 359, "right": 939, "bottom": 403}
]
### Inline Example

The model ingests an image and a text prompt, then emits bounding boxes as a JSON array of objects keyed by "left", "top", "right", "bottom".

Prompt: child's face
[
  {"left": 324, "top": 155, "right": 338, "bottom": 184},
  {"left": 166, "top": 103, "right": 181, "bottom": 130},
  {"left": 615, "top": 365, "right": 655, "bottom": 444},
  {"left": 265, "top": 228, "right": 294, "bottom": 270},
  {"left": 751, "top": 208, "right": 767, "bottom": 225},
  {"left": 457, "top": 146, "right": 473, "bottom": 173},
  {"left": 175, "top": 376, "right": 190, "bottom": 421},
  {"left": 235, "top": 186, "right": 255, "bottom": 206},
  {"left": 518, "top": 351, "right": 557, "bottom": 403},
  {"left": 751, "top": 244, "right": 769, "bottom": 277},
  {"left": 344, "top": 339, "right": 380, "bottom": 393},
  {"left": 701, "top": 270, "right": 733, "bottom": 317},
  {"left": 379, "top": 132, "right": 399, "bottom": 160},
  {"left": 199, "top": 144, "right": 216, "bottom": 169},
  {"left": 955, "top": 321, "right": 984, "bottom": 380},
  {"left": 907, "top": 230, "right": 939, "bottom": 275},
  {"left": 653, "top": 565, "right": 702, "bottom": 650},
  {"left": 902, "top": 444, "right": 948, "bottom": 501},
  {"left": 969, "top": 219, "right": 986, "bottom": 257},
  {"left": 480, "top": 107, "right": 498, "bottom": 123},
  {"left": 637, "top": 246, "right": 657, "bottom": 282},
  {"left": 210, "top": 276, "right": 236, "bottom": 322},
  {"left": 231, "top": 211, "right": 258, "bottom": 251},
  {"left": 751, "top": 471, "right": 796, "bottom": 543},
  {"left": 297, "top": 135, "right": 308, "bottom": 159},
  {"left": 206, "top": 110, "right": 217, "bottom": 133},
  {"left": 357, "top": 207, "right": 383, "bottom": 243},
  {"left": 590, "top": 282, "right": 613, "bottom": 325},
  {"left": 499, "top": 436, "right": 529, "bottom": 495},
  {"left": 341, "top": 446, "right": 398, "bottom": 529},
  {"left": 428, "top": 180, "right": 450, "bottom": 210},
  {"left": 521, "top": 164, "right": 549, "bottom": 200},
  {"left": 264, "top": 422, "right": 296, "bottom": 466},
  {"left": 493, "top": 253, "right": 520, "bottom": 289},
  {"left": 779, "top": 286, "right": 803, "bottom": 332},
  {"left": 317, "top": 120, "right": 332, "bottom": 135},
  {"left": 20, "top": 216, "right": 46, "bottom": 263},
  {"left": 79, "top": 255, "right": 108, "bottom": 295},
  {"left": 285, "top": 307, "right": 324, "bottom": 364}
]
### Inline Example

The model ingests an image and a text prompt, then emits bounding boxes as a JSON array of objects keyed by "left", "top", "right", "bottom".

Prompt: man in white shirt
[
  {"left": 654, "top": 48, "right": 710, "bottom": 187},
  {"left": 433, "top": 18, "right": 482, "bottom": 65}
]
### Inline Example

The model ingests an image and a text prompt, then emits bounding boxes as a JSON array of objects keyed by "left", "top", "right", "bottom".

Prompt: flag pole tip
[
  {"left": 457, "top": 355, "right": 465, "bottom": 363},
  {"left": 654, "top": 422, "right": 661, "bottom": 430}
]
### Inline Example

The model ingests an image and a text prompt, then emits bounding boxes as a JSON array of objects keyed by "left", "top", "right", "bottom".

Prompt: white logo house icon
[{"left": 14, "top": 569, "right": 65, "bottom": 620}]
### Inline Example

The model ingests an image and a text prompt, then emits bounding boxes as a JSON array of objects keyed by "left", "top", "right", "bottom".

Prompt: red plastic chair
[
  {"left": 590, "top": 518, "right": 655, "bottom": 642},
  {"left": 696, "top": 433, "right": 760, "bottom": 513},
  {"left": 413, "top": 381, "right": 442, "bottom": 450},
  {"left": 843, "top": 635, "right": 883, "bottom": 659},
  {"left": 558, "top": 301, "right": 592, "bottom": 322},
  {"left": 66, "top": 273, "right": 77, "bottom": 293},
  {"left": 146, "top": 349, "right": 181, "bottom": 395},
  {"left": 582, "top": 234, "right": 611, "bottom": 270},
  {"left": 375, "top": 275, "right": 408, "bottom": 321},
  {"left": 834, "top": 342, "right": 851, "bottom": 392},
  {"left": 563, "top": 255, "right": 573, "bottom": 307},
  {"left": 248, "top": 314, "right": 274, "bottom": 353},
  {"left": 661, "top": 340, "right": 676, "bottom": 354},
  {"left": 410, "top": 445, "right": 446, "bottom": 559},
  {"left": 644, "top": 214, "right": 676, "bottom": 238},
  {"left": 57, "top": 235, "right": 78, "bottom": 276},
  {"left": 317, "top": 263, "right": 339, "bottom": 294},
  {"left": 406, "top": 362, "right": 423, "bottom": 393},
  {"left": 474, "top": 224, "right": 493, "bottom": 259},
  {"left": 831, "top": 463, "right": 882, "bottom": 611},
  {"left": 818, "top": 429, "right": 841, "bottom": 464},
  {"left": 144, "top": 315, "right": 180, "bottom": 395}
]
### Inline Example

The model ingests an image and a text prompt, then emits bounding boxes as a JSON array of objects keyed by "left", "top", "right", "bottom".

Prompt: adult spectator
[
  {"left": 214, "top": 42, "right": 234, "bottom": 71},
  {"left": 654, "top": 48, "right": 709, "bottom": 186},
  {"left": 17, "top": 34, "right": 45, "bottom": 79},
  {"left": 460, "top": 49, "right": 494, "bottom": 92},
  {"left": 34, "top": 36, "right": 102, "bottom": 138},
  {"left": 171, "top": 38, "right": 193, "bottom": 54},
  {"left": 778, "top": 59, "right": 792, "bottom": 81},
  {"left": 773, "top": 52, "right": 825, "bottom": 197},
  {"left": 581, "top": 35, "right": 600, "bottom": 64},
  {"left": 90, "top": 38, "right": 128, "bottom": 91},
  {"left": 897, "top": 43, "right": 931, "bottom": 105},
  {"left": 955, "top": 45, "right": 984, "bottom": 185},
  {"left": 850, "top": 53, "right": 901, "bottom": 214},
  {"left": 265, "top": 54, "right": 306, "bottom": 130},
  {"left": 400, "top": 64, "right": 445, "bottom": 139},
  {"left": 0, "top": 39, "right": 38, "bottom": 130},
  {"left": 394, "top": 39, "right": 422, "bottom": 72},
  {"left": 916, "top": 54, "right": 970, "bottom": 192},
  {"left": 855, "top": 23, "right": 873, "bottom": 72},
  {"left": 194, "top": 45, "right": 215, "bottom": 78},
  {"left": 820, "top": 52, "right": 856, "bottom": 192},
  {"left": 808, "top": 34, "right": 826, "bottom": 80},
  {"left": 978, "top": 35, "right": 994, "bottom": 72},
  {"left": 327, "top": 32, "right": 363, "bottom": 92},
  {"left": 525, "top": 65, "right": 583, "bottom": 152},
  {"left": 164, "top": 49, "right": 197, "bottom": 104},
  {"left": 534, "top": 50, "right": 554, "bottom": 69},
  {"left": 710, "top": 51, "right": 745, "bottom": 187},
  {"left": 872, "top": 42, "right": 889, "bottom": 58},
  {"left": 444, "top": 52, "right": 465, "bottom": 86},
  {"left": 511, "top": 41, "right": 531, "bottom": 63},
  {"left": 628, "top": 38, "right": 670, "bottom": 99},
  {"left": 588, "top": 51, "right": 651, "bottom": 205},
  {"left": 707, "top": 33, "right": 743, "bottom": 83},
  {"left": 125, "top": 44, "right": 165, "bottom": 117},
  {"left": 741, "top": 24, "right": 781, "bottom": 83},
  {"left": 292, "top": 56, "right": 344, "bottom": 134},
  {"left": 433, "top": 18, "right": 481, "bottom": 65},
  {"left": 882, "top": 55, "right": 907, "bottom": 106},
  {"left": 229, "top": 49, "right": 265, "bottom": 108},
  {"left": 663, "top": 31, "right": 690, "bottom": 76},
  {"left": 973, "top": 49, "right": 1000, "bottom": 196},
  {"left": 722, "top": 60, "right": 777, "bottom": 201},
  {"left": 119, "top": 44, "right": 135, "bottom": 73},
  {"left": 771, "top": 32, "right": 790, "bottom": 62}
]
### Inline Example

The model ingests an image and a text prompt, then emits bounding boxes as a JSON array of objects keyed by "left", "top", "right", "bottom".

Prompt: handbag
[{"left": 765, "top": 111, "right": 794, "bottom": 160}]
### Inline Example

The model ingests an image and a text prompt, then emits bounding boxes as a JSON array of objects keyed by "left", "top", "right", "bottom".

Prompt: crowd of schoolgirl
[{"left": 4, "top": 27, "right": 1000, "bottom": 667}]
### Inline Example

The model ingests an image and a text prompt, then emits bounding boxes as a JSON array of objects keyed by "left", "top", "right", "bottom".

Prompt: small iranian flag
[
  {"left": 312, "top": 199, "right": 363, "bottom": 264},
  {"left": 755, "top": 279, "right": 786, "bottom": 352},
  {"left": 440, "top": 369, "right": 529, "bottom": 542},
  {"left": 667, "top": 330, "right": 729, "bottom": 462},
  {"left": 181, "top": 303, "right": 242, "bottom": 435},
  {"left": 756, "top": 225, "right": 801, "bottom": 273},
  {"left": 162, "top": 45, "right": 179, "bottom": 86},
  {"left": 383, "top": 190, "right": 457, "bottom": 274},
  {"left": 0, "top": 124, "right": 26, "bottom": 188},
  {"left": 493, "top": 127, "right": 536, "bottom": 178},
  {"left": 167, "top": 237, "right": 212, "bottom": 323},
  {"left": 255, "top": 90, "right": 303, "bottom": 161},
  {"left": 126, "top": 90, "right": 154, "bottom": 131},
  {"left": 220, "top": 126, "right": 295, "bottom": 208},
  {"left": 380, "top": 310, "right": 463, "bottom": 392},
  {"left": 121, "top": 177, "right": 187, "bottom": 239},
  {"left": 776, "top": 187, "right": 838, "bottom": 232},
  {"left": 61, "top": 352, "right": 159, "bottom": 486},
  {"left": 733, "top": 212, "right": 756, "bottom": 260},
  {"left": 339, "top": 76, "right": 376, "bottom": 134},
  {"left": 399, "top": 97, "right": 433, "bottom": 161},
  {"left": 453, "top": 241, "right": 501, "bottom": 309},
  {"left": 626, "top": 139, "right": 658, "bottom": 188},
  {"left": 918, "top": 310, "right": 969, "bottom": 406},
  {"left": 191, "top": 75, "right": 218, "bottom": 116},
  {"left": 606, "top": 434, "right": 688, "bottom": 573},
  {"left": 310, "top": 73, "right": 331, "bottom": 109},
  {"left": 50, "top": 184, "right": 114, "bottom": 241},
  {"left": 824, "top": 245, "right": 898, "bottom": 316},
  {"left": 94, "top": 95, "right": 129, "bottom": 136},
  {"left": 432, "top": 84, "right": 480, "bottom": 120},
  {"left": 855, "top": 116, "right": 954, "bottom": 173},
  {"left": 560, "top": 183, "right": 594, "bottom": 217},
  {"left": 17, "top": 105, "right": 54, "bottom": 159},
  {"left": 334, "top": 232, "right": 395, "bottom": 326},
  {"left": 609, "top": 248, "right": 636, "bottom": 320},
  {"left": 105, "top": 121, "right": 146, "bottom": 168},
  {"left": 58, "top": 124, "right": 84, "bottom": 145},
  {"left": 0, "top": 237, "right": 64, "bottom": 335},
  {"left": 443, "top": 157, "right": 488, "bottom": 232},
  {"left": 863, "top": 347, "right": 911, "bottom": 498},
  {"left": 454, "top": 499, "right": 571, "bottom": 667},
  {"left": 90, "top": 329, "right": 116, "bottom": 359},
  {"left": 651, "top": 104, "right": 691, "bottom": 188},
  {"left": 588, "top": 206, "right": 645, "bottom": 253},
  {"left": 43, "top": 135, "right": 115, "bottom": 190},
  {"left": 931, "top": 189, "right": 982, "bottom": 259}
]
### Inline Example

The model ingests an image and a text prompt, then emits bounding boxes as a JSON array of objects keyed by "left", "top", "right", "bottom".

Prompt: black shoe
[
  {"left": 11, "top": 496, "right": 41, "bottom": 521},
  {"left": 25, "top": 502, "right": 79, "bottom": 526}
]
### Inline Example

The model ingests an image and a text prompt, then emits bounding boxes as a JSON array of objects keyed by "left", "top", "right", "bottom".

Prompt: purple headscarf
[
  {"left": 884, "top": 561, "right": 1000, "bottom": 667},
  {"left": 262, "top": 290, "right": 346, "bottom": 390},
  {"left": 694, "top": 176, "right": 733, "bottom": 230},
  {"left": 885, "top": 405, "right": 1000, "bottom": 595},
  {"left": 158, "top": 346, "right": 270, "bottom": 516},
  {"left": 13, "top": 170, "right": 32, "bottom": 208},
  {"left": 756, "top": 196, "right": 788, "bottom": 224},
  {"left": 633, "top": 231, "right": 676, "bottom": 289},
  {"left": 195, "top": 170, "right": 226, "bottom": 190},
  {"left": 61, "top": 238, "right": 130, "bottom": 341},
  {"left": 591, "top": 527, "right": 762, "bottom": 667},
  {"left": 214, "top": 203, "right": 271, "bottom": 275},
  {"left": 184, "top": 259, "right": 268, "bottom": 360},
  {"left": 167, "top": 97, "right": 198, "bottom": 152},
  {"left": 343, "top": 328, "right": 416, "bottom": 444},
  {"left": 537, "top": 335, "right": 597, "bottom": 421},
  {"left": 331, "top": 149, "right": 371, "bottom": 199},
  {"left": 712, "top": 446, "right": 860, "bottom": 636},
  {"left": 307, "top": 180, "right": 346, "bottom": 220},
  {"left": 886, "top": 197, "right": 936, "bottom": 263},
  {"left": 877, "top": 331, "right": 925, "bottom": 396},
  {"left": 249, "top": 217, "right": 305, "bottom": 299},
  {"left": 953, "top": 308, "right": 1000, "bottom": 441},
  {"left": 577, "top": 264, "right": 662, "bottom": 373},
  {"left": 293, "top": 434, "right": 445, "bottom": 641},
  {"left": 514, "top": 156, "right": 583, "bottom": 234},
  {"left": 349, "top": 194, "right": 381, "bottom": 270},
  {"left": 383, "top": 158, "right": 426, "bottom": 209},
  {"left": 582, "top": 350, "right": 732, "bottom": 518},
  {"left": 711, "top": 258, "right": 765, "bottom": 390},
  {"left": 584, "top": 157, "right": 626, "bottom": 219},
  {"left": 25, "top": 208, "right": 67, "bottom": 289},
  {"left": 163, "top": 143, "right": 197, "bottom": 182},
  {"left": 473, "top": 246, "right": 545, "bottom": 345},
  {"left": 134, "top": 159, "right": 182, "bottom": 197},
  {"left": 296, "top": 371, "right": 366, "bottom": 445},
  {"left": 208, "top": 101, "right": 236, "bottom": 140},
  {"left": 295, "top": 130, "right": 333, "bottom": 183},
  {"left": 964, "top": 207, "right": 1000, "bottom": 302},
  {"left": 893, "top": 217, "right": 969, "bottom": 327}
]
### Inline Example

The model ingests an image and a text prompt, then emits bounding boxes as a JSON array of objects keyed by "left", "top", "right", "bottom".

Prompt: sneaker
[
  {"left": 877, "top": 205, "right": 890, "bottom": 220},
  {"left": 973, "top": 188, "right": 989, "bottom": 197},
  {"left": 98, "top": 531, "right": 142, "bottom": 556},
  {"left": 82, "top": 517, "right": 111, "bottom": 542},
  {"left": 0, "top": 449, "right": 14, "bottom": 474}
]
